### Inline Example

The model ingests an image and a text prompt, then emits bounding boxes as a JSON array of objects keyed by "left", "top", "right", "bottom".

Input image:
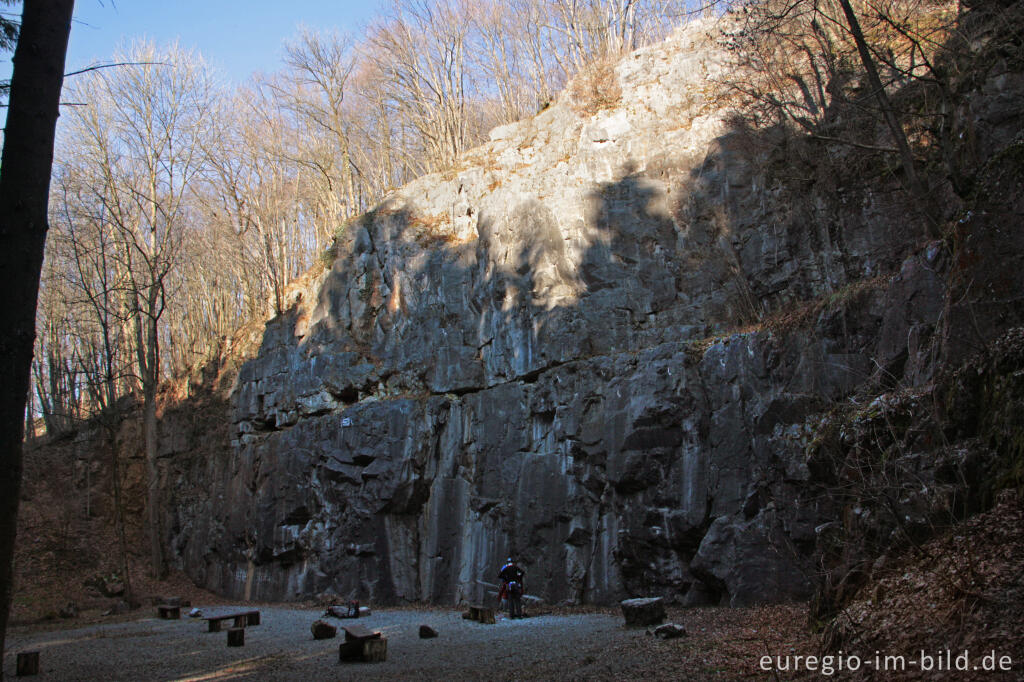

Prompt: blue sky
[{"left": 7, "top": 0, "right": 386, "bottom": 85}]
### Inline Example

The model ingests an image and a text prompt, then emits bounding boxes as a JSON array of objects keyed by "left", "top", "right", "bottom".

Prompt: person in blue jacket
[{"left": 498, "top": 557, "right": 526, "bottom": 618}]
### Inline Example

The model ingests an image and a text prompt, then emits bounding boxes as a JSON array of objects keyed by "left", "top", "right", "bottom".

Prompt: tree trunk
[
  {"left": 835, "top": 0, "right": 938, "bottom": 235},
  {"left": 108, "top": 430, "right": 134, "bottom": 606},
  {"left": 0, "top": 1, "right": 75, "bottom": 676},
  {"left": 143, "top": 320, "right": 166, "bottom": 579},
  {"left": 144, "top": 390, "right": 165, "bottom": 578}
]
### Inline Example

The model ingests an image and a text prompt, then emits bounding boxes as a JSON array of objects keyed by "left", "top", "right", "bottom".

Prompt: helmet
[{"left": 506, "top": 557, "right": 514, "bottom": 563}]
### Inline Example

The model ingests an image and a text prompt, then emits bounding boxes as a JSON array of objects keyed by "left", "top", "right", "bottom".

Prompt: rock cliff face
[{"left": 162, "top": 16, "right": 1024, "bottom": 606}]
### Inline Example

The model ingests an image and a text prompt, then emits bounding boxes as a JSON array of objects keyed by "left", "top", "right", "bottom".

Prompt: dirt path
[{"left": 2, "top": 603, "right": 813, "bottom": 680}]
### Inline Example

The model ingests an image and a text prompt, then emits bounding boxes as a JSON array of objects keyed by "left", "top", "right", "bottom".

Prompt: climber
[{"left": 498, "top": 557, "right": 526, "bottom": 618}]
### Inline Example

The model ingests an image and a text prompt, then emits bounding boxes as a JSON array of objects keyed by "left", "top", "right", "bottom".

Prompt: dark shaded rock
[
  {"left": 419, "top": 625, "right": 438, "bottom": 638},
  {"left": 58, "top": 602, "right": 78, "bottom": 619},
  {"left": 691, "top": 512, "right": 812, "bottom": 607},
  {"left": 682, "top": 581, "right": 719, "bottom": 607},
  {"left": 621, "top": 597, "right": 666, "bottom": 626}
]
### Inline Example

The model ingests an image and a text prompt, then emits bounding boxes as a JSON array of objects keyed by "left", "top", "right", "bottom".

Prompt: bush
[{"left": 569, "top": 53, "right": 623, "bottom": 116}]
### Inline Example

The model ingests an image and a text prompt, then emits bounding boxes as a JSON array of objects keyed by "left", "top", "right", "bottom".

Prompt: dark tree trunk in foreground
[{"left": 0, "top": 1, "right": 75, "bottom": 676}]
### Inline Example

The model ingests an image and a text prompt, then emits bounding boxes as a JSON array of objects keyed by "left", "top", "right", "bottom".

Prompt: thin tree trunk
[
  {"left": 0, "top": 1, "right": 75, "bottom": 675},
  {"left": 143, "top": 316, "right": 166, "bottom": 580},
  {"left": 107, "top": 430, "right": 134, "bottom": 606},
  {"left": 836, "top": 0, "right": 938, "bottom": 235}
]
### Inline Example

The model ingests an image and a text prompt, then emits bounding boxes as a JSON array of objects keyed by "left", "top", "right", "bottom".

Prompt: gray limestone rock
[{"left": 157, "top": 13, "right": 1024, "bottom": 611}]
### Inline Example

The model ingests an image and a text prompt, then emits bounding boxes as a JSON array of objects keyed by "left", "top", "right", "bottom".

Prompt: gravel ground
[{"left": 2, "top": 605, "right": 632, "bottom": 681}]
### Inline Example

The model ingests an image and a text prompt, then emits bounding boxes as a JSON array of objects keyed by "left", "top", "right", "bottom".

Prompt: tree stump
[
  {"left": 157, "top": 605, "right": 181, "bottom": 619},
  {"left": 338, "top": 640, "right": 362, "bottom": 662},
  {"left": 311, "top": 619, "right": 337, "bottom": 640},
  {"left": 362, "top": 637, "right": 387, "bottom": 662},
  {"left": 227, "top": 627, "right": 245, "bottom": 647},
  {"left": 339, "top": 625, "right": 385, "bottom": 663},
  {"left": 17, "top": 651, "right": 40, "bottom": 676},
  {"left": 620, "top": 597, "right": 666, "bottom": 626},
  {"left": 466, "top": 605, "right": 495, "bottom": 624}
]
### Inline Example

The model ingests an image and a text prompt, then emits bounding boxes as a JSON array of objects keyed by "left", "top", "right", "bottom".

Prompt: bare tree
[
  {"left": 45, "top": 165, "right": 137, "bottom": 604},
  {"left": 365, "top": 0, "right": 476, "bottom": 170},
  {"left": 62, "top": 40, "right": 219, "bottom": 578},
  {"left": 279, "top": 28, "right": 360, "bottom": 223},
  {"left": 204, "top": 87, "right": 319, "bottom": 315},
  {"left": 721, "top": 0, "right": 955, "bottom": 233}
]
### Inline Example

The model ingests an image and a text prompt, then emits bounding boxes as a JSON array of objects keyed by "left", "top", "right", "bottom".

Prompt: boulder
[
  {"left": 620, "top": 597, "right": 665, "bottom": 626},
  {"left": 652, "top": 623, "right": 687, "bottom": 639},
  {"left": 419, "top": 625, "right": 438, "bottom": 638}
]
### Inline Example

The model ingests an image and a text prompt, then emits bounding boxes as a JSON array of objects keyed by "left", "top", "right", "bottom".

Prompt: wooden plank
[
  {"left": 342, "top": 624, "right": 381, "bottom": 641},
  {"left": 202, "top": 610, "right": 261, "bottom": 632}
]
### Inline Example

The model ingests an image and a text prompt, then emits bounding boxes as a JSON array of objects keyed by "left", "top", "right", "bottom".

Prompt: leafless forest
[{"left": 31, "top": 0, "right": 701, "bottom": 437}]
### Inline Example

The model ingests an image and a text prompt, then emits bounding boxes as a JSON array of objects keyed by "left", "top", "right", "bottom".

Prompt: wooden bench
[
  {"left": 338, "top": 624, "right": 387, "bottom": 663},
  {"left": 463, "top": 604, "right": 495, "bottom": 624},
  {"left": 202, "top": 610, "right": 261, "bottom": 632},
  {"left": 156, "top": 604, "right": 181, "bottom": 619}
]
